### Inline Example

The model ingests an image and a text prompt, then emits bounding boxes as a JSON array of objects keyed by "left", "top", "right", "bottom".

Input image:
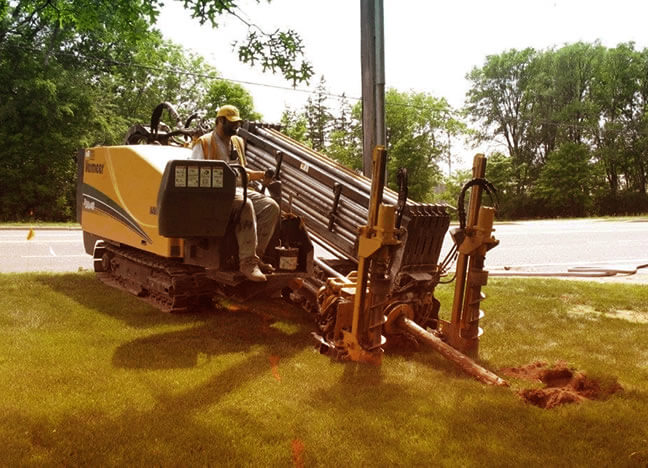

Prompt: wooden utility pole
[{"left": 360, "top": 0, "right": 385, "bottom": 177}]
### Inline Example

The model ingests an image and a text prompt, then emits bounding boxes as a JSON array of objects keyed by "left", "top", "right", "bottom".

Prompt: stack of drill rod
[{"left": 239, "top": 123, "right": 451, "bottom": 274}]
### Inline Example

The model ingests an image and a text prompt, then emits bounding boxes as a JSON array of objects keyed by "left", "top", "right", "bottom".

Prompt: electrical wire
[
  {"left": 10, "top": 43, "right": 469, "bottom": 113},
  {"left": 8, "top": 37, "right": 644, "bottom": 126}
]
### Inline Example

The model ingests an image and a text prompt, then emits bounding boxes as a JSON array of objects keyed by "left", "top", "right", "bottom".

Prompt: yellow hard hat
[{"left": 216, "top": 105, "right": 242, "bottom": 122}]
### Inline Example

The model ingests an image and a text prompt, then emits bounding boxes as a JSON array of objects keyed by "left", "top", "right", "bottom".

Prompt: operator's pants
[{"left": 231, "top": 188, "right": 280, "bottom": 262}]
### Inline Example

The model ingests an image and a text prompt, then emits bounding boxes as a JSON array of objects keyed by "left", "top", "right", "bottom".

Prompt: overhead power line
[
  {"left": 37, "top": 45, "right": 361, "bottom": 101},
  {"left": 10, "top": 42, "right": 466, "bottom": 113},
  {"left": 16, "top": 43, "right": 632, "bottom": 126},
  {"left": 25, "top": 44, "right": 456, "bottom": 113}
]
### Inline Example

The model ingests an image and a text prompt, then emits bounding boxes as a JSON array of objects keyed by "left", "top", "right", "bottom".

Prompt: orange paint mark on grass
[
  {"left": 269, "top": 355, "right": 281, "bottom": 381},
  {"left": 291, "top": 439, "right": 304, "bottom": 468},
  {"left": 26, "top": 228, "right": 35, "bottom": 240}
]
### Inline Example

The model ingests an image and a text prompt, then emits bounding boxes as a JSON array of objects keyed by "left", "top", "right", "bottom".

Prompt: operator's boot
[
  {"left": 240, "top": 257, "right": 267, "bottom": 282},
  {"left": 258, "top": 259, "right": 275, "bottom": 273}
]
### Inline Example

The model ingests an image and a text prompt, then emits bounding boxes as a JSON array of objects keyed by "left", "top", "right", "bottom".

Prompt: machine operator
[{"left": 191, "top": 105, "right": 279, "bottom": 282}]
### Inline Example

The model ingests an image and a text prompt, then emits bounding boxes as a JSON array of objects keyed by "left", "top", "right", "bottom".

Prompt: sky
[{"left": 156, "top": 0, "right": 648, "bottom": 162}]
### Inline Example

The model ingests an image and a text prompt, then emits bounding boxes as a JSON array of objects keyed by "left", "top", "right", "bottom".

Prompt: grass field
[{"left": 0, "top": 273, "right": 647, "bottom": 466}]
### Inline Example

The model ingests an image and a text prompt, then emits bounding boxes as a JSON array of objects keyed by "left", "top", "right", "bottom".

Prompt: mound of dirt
[{"left": 500, "top": 361, "right": 623, "bottom": 409}]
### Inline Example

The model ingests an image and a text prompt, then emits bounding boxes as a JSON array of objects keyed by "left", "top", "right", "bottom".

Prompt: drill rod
[{"left": 398, "top": 316, "right": 508, "bottom": 387}]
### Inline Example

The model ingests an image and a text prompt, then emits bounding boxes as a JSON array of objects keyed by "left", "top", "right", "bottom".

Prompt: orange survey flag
[{"left": 26, "top": 228, "right": 35, "bottom": 240}]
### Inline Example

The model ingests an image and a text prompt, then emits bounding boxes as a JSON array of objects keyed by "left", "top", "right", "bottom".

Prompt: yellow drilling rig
[{"left": 77, "top": 101, "right": 506, "bottom": 386}]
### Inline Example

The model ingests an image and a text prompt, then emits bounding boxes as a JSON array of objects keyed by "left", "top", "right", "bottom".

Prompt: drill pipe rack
[{"left": 240, "top": 123, "right": 450, "bottom": 274}]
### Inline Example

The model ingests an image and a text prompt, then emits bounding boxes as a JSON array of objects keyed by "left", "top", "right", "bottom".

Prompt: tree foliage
[
  {"left": 0, "top": 0, "right": 268, "bottom": 221},
  {"left": 467, "top": 42, "right": 648, "bottom": 218},
  {"left": 326, "top": 94, "right": 362, "bottom": 171},
  {"left": 201, "top": 80, "right": 262, "bottom": 121},
  {"left": 279, "top": 107, "right": 310, "bottom": 145},
  {"left": 533, "top": 143, "right": 596, "bottom": 217},
  {"left": 303, "top": 76, "right": 333, "bottom": 151},
  {"left": 281, "top": 83, "right": 466, "bottom": 201},
  {"left": 181, "top": 0, "right": 313, "bottom": 85},
  {"left": 383, "top": 89, "right": 464, "bottom": 200}
]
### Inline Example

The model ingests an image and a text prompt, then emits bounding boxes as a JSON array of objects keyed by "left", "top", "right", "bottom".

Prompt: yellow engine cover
[{"left": 80, "top": 145, "right": 190, "bottom": 258}]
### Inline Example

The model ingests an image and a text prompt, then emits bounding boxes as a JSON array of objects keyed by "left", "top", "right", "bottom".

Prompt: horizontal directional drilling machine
[{"left": 77, "top": 103, "right": 506, "bottom": 385}]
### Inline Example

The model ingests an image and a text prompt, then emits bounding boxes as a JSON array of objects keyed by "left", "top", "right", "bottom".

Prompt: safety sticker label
[
  {"left": 175, "top": 166, "right": 186, "bottom": 187},
  {"left": 187, "top": 166, "right": 199, "bottom": 187},
  {"left": 212, "top": 168, "right": 224, "bottom": 188},
  {"left": 279, "top": 255, "right": 298, "bottom": 271},
  {"left": 200, "top": 167, "right": 211, "bottom": 187}
]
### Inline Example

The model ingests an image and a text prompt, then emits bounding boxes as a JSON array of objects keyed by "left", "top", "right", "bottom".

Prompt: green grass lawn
[{"left": 0, "top": 273, "right": 646, "bottom": 466}]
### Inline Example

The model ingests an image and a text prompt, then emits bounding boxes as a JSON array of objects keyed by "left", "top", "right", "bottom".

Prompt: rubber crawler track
[{"left": 95, "top": 243, "right": 214, "bottom": 313}]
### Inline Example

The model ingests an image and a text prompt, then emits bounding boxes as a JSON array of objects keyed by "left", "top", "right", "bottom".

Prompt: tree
[
  {"left": 591, "top": 43, "right": 645, "bottom": 196},
  {"left": 200, "top": 80, "right": 262, "bottom": 121},
  {"left": 431, "top": 169, "right": 471, "bottom": 208},
  {"left": 0, "top": 1, "right": 312, "bottom": 86},
  {"left": 303, "top": 76, "right": 333, "bottom": 152},
  {"left": 280, "top": 87, "right": 466, "bottom": 201},
  {"left": 91, "top": 36, "right": 225, "bottom": 144},
  {"left": 532, "top": 143, "right": 597, "bottom": 217},
  {"left": 327, "top": 94, "right": 362, "bottom": 170},
  {"left": 0, "top": 0, "right": 266, "bottom": 221},
  {"left": 384, "top": 89, "right": 460, "bottom": 201},
  {"left": 484, "top": 152, "right": 515, "bottom": 199},
  {"left": 466, "top": 42, "right": 648, "bottom": 218},
  {"left": 483, "top": 152, "right": 536, "bottom": 218},
  {"left": 466, "top": 48, "right": 539, "bottom": 194},
  {"left": 279, "top": 107, "right": 310, "bottom": 144},
  {"left": 550, "top": 42, "right": 603, "bottom": 146},
  {"left": 0, "top": 44, "right": 98, "bottom": 220},
  {"left": 279, "top": 91, "right": 362, "bottom": 170}
]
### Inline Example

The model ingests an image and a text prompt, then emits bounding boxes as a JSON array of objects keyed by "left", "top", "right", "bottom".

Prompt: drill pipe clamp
[
  {"left": 458, "top": 206, "right": 499, "bottom": 256},
  {"left": 356, "top": 204, "right": 401, "bottom": 258},
  {"left": 384, "top": 302, "right": 415, "bottom": 335}
]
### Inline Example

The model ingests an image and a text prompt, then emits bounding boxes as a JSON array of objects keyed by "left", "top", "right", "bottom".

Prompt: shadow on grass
[
  {"left": 108, "top": 295, "right": 324, "bottom": 414},
  {"left": 32, "top": 273, "right": 510, "bottom": 387},
  {"left": 4, "top": 383, "right": 645, "bottom": 466},
  {"left": 34, "top": 273, "right": 200, "bottom": 328},
  {"left": 34, "top": 273, "right": 503, "bottom": 377},
  {"left": 4, "top": 276, "right": 319, "bottom": 464},
  {"left": 8, "top": 275, "right": 647, "bottom": 464},
  {"left": 0, "top": 401, "right": 272, "bottom": 465},
  {"left": 112, "top": 304, "right": 312, "bottom": 370},
  {"left": 34, "top": 272, "right": 320, "bottom": 408}
]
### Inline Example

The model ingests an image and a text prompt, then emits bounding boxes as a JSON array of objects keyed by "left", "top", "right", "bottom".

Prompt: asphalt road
[
  {"left": 463, "top": 218, "right": 648, "bottom": 284},
  {"left": 1, "top": 219, "right": 647, "bottom": 283},
  {"left": 0, "top": 229, "right": 92, "bottom": 273}
]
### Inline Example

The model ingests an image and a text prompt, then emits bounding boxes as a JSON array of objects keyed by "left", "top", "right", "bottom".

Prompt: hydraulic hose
[{"left": 488, "top": 263, "right": 648, "bottom": 278}]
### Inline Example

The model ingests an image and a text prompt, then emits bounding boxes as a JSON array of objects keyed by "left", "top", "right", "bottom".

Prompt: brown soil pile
[{"left": 499, "top": 361, "right": 623, "bottom": 409}]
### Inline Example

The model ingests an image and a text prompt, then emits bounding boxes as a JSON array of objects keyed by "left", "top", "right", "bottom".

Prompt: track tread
[{"left": 97, "top": 244, "right": 214, "bottom": 313}]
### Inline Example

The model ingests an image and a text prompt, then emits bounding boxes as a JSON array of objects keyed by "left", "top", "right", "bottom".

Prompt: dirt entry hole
[{"left": 499, "top": 361, "right": 623, "bottom": 409}]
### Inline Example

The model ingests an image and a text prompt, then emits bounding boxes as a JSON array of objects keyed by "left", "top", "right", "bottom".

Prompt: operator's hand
[
  {"left": 246, "top": 169, "right": 266, "bottom": 181},
  {"left": 262, "top": 169, "right": 275, "bottom": 187}
]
